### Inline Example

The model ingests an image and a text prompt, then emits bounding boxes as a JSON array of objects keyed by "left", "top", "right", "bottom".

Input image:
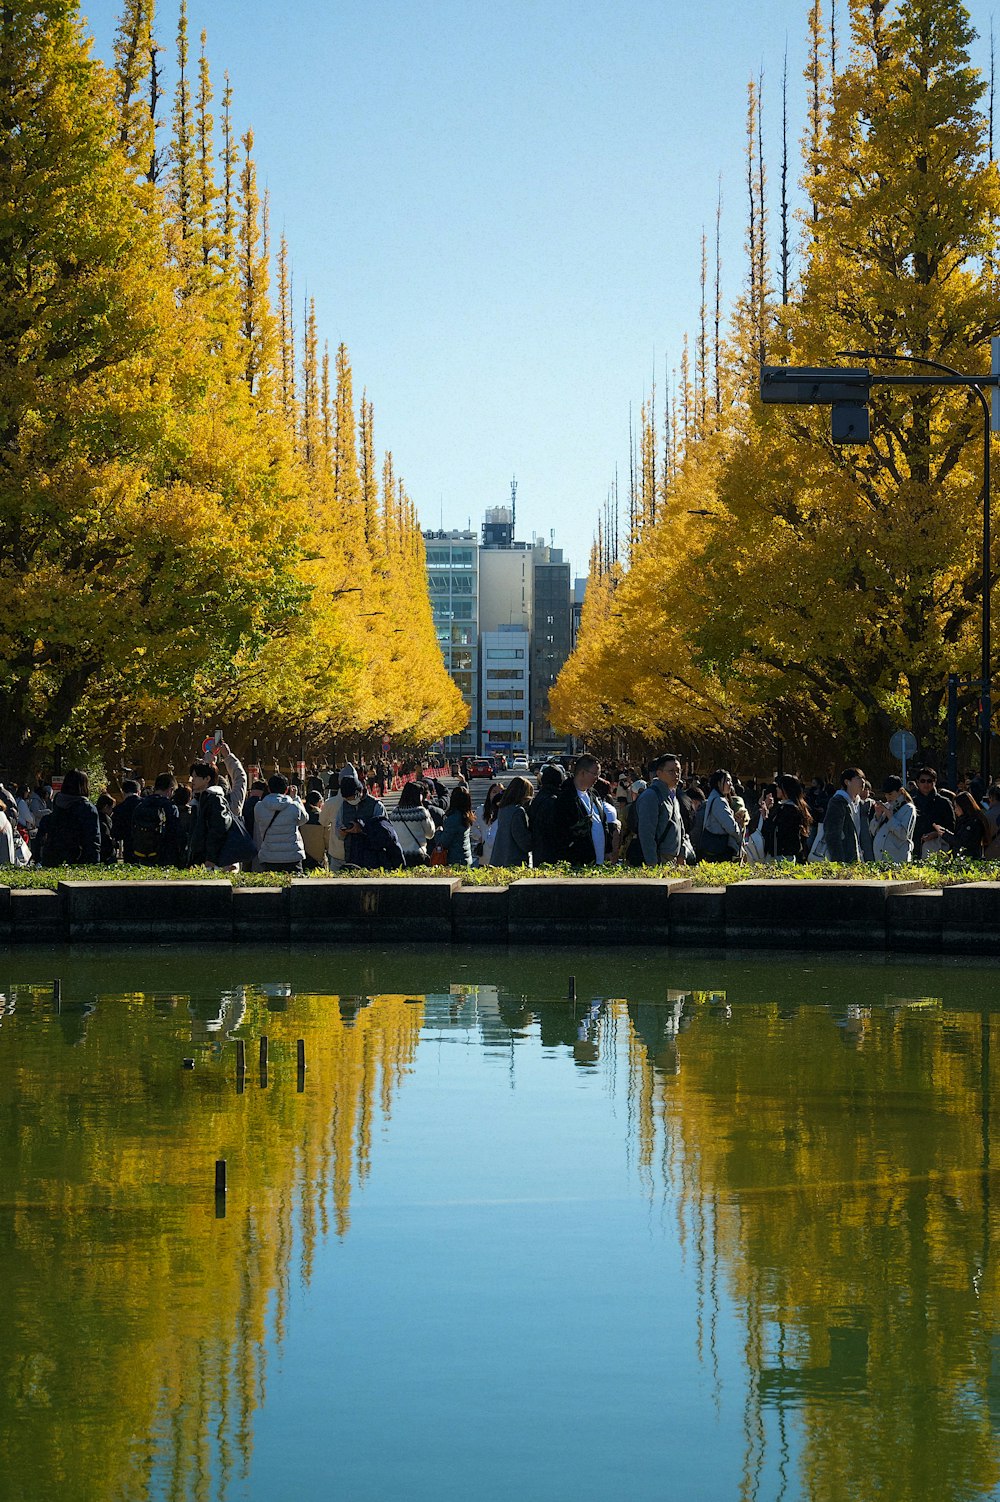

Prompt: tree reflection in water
[{"left": 1, "top": 968, "right": 999, "bottom": 1502}]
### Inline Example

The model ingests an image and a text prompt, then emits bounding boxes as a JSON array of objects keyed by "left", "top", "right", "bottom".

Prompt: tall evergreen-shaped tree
[
  {"left": 360, "top": 394, "right": 379, "bottom": 547},
  {"left": 332, "top": 343, "right": 361, "bottom": 519},
  {"left": 194, "top": 30, "right": 217, "bottom": 272},
  {"left": 218, "top": 71, "right": 237, "bottom": 269},
  {"left": 113, "top": 0, "right": 153, "bottom": 171},
  {"left": 706, "top": 0, "right": 1000, "bottom": 745},
  {"left": 237, "top": 129, "right": 274, "bottom": 393},
  {"left": 166, "top": 0, "right": 194, "bottom": 270}
]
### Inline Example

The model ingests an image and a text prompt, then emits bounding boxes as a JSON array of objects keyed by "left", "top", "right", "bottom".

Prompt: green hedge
[{"left": 0, "top": 857, "right": 994, "bottom": 890}]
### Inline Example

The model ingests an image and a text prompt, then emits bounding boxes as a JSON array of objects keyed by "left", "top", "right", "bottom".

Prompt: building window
[
  {"left": 486, "top": 690, "right": 524, "bottom": 701},
  {"left": 486, "top": 648, "right": 524, "bottom": 659},
  {"left": 486, "top": 669, "right": 524, "bottom": 681}
]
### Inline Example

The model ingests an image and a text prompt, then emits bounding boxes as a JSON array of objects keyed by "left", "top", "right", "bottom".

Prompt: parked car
[{"left": 469, "top": 758, "right": 495, "bottom": 778}]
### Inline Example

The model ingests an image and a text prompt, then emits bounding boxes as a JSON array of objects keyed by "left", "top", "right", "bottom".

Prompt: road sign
[
  {"left": 381, "top": 737, "right": 390, "bottom": 753},
  {"left": 889, "top": 729, "right": 918, "bottom": 782}
]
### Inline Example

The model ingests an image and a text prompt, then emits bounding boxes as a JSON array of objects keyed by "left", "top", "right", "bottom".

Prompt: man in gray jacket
[
  {"left": 637, "top": 753, "right": 693, "bottom": 866},
  {"left": 823, "top": 767, "right": 866, "bottom": 863}
]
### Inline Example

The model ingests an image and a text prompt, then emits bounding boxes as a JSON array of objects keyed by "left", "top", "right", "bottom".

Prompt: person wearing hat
[
  {"left": 527, "top": 763, "right": 566, "bottom": 865},
  {"left": 335, "top": 773, "right": 388, "bottom": 865},
  {"left": 871, "top": 775, "right": 917, "bottom": 863}
]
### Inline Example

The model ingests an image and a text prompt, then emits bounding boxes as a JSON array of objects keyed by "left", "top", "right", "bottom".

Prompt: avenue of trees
[
  {"left": 0, "top": 0, "right": 466, "bottom": 780},
  {"left": 552, "top": 0, "right": 1000, "bottom": 773}
]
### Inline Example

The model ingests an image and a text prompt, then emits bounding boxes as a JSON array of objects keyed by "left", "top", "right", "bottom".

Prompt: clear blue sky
[{"left": 81, "top": 0, "right": 997, "bottom": 575}]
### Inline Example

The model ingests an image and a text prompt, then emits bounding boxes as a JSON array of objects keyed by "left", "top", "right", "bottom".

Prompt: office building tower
[
  {"left": 530, "top": 543, "right": 572, "bottom": 752},
  {"left": 423, "top": 530, "right": 479, "bottom": 754}
]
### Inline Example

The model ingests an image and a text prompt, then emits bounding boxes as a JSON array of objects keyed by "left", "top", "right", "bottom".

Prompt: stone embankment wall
[{"left": 0, "top": 877, "right": 994, "bottom": 953}]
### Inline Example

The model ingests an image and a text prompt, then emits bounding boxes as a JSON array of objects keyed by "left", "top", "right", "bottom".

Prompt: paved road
[{"left": 380, "top": 771, "right": 532, "bottom": 815}]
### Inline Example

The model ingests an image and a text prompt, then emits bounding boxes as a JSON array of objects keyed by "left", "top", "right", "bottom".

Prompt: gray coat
[
  {"left": 254, "top": 793, "right": 307, "bottom": 865},
  {"left": 490, "top": 804, "right": 532, "bottom": 867},
  {"left": 637, "top": 781, "right": 690, "bottom": 865},
  {"left": 824, "top": 790, "right": 861, "bottom": 863}
]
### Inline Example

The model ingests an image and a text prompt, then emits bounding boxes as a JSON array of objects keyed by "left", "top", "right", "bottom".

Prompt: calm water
[{"left": 3, "top": 945, "right": 1000, "bottom": 1502}]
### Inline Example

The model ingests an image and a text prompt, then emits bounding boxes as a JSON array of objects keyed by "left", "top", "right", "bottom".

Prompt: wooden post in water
[
  {"left": 53, "top": 979, "right": 61, "bottom": 1010},
  {"left": 259, "top": 1035, "right": 268, "bottom": 1088},
  {"left": 568, "top": 976, "right": 577, "bottom": 1002},
  {"left": 215, "top": 1158, "right": 227, "bottom": 1219},
  {"left": 297, "top": 1038, "right": 306, "bottom": 1093},
  {"left": 236, "top": 1038, "right": 246, "bottom": 1094}
]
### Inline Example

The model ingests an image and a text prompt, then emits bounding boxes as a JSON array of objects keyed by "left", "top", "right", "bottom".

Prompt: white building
[{"left": 479, "top": 626, "right": 530, "bottom": 755}]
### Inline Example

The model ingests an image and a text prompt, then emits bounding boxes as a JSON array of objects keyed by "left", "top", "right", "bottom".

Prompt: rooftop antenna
[{"left": 510, "top": 474, "right": 517, "bottom": 537}]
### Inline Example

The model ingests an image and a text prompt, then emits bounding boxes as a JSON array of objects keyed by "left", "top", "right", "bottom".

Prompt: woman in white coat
[{"left": 871, "top": 775, "right": 917, "bottom": 863}]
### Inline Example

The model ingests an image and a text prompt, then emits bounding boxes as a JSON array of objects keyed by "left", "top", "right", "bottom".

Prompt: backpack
[
  {"left": 132, "top": 796, "right": 167, "bottom": 864},
  {"left": 356, "top": 816, "right": 405, "bottom": 870}
]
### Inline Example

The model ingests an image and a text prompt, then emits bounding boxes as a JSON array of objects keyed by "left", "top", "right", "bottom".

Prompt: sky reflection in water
[{"left": 1, "top": 946, "right": 999, "bottom": 1502}]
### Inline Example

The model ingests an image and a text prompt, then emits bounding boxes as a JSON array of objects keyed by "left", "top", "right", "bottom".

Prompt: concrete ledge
[
  {"left": 288, "top": 878, "right": 461, "bottom": 942},
  {"left": 506, "top": 878, "right": 690, "bottom": 944},
  {"left": 940, "top": 883, "right": 1000, "bottom": 954},
  {"left": 10, "top": 888, "right": 61, "bottom": 942},
  {"left": 887, "top": 888, "right": 943, "bottom": 952},
  {"left": 0, "top": 877, "right": 994, "bottom": 950},
  {"left": 670, "top": 887, "right": 726, "bottom": 945},
  {"left": 725, "top": 879, "right": 918, "bottom": 949},
  {"left": 58, "top": 880, "right": 232, "bottom": 941},
  {"left": 233, "top": 886, "right": 287, "bottom": 941},
  {"left": 452, "top": 885, "right": 509, "bottom": 943}
]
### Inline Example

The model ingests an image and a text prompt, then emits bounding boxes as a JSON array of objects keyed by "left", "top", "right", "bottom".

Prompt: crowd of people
[
  {"left": 448, "top": 754, "right": 1000, "bottom": 869},
  {"left": 0, "top": 743, "right": 997, "bottom": 873}
]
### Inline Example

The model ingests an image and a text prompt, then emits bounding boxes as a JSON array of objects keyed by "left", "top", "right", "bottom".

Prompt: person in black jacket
[
  {"left": 96, "top": 794, "right": 117, "bottom": 863},
  {"left": 38, "top": 769, "right": 102, "bottom": 866},
  {"left": 760, "top": 774, "right": 813, "bottom": 862},
  {"left": 132, "top": 773, "right": 185, "bottom": 866},
  {"left": 110, "top": 779, "right": 142, "bottom": 862},
  {"left": 527, "top": 763, "right": 566, "bottom": 865},
  {"left": 912, "top": 767, "right": 956, "bottom": 857},
  {"left": 187, "top": 761, "right": 233, "bottom": 867},
  {"left": 553, "top": 755, "right": 608, "bottom": 866}
]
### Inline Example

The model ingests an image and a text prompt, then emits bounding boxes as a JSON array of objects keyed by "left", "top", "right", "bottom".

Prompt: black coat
[
  {"left": 553, "top": 780, "right": 607, "bottom": 866},
  {"left": 528, "top": 788, "right": 562, "bottom": 865},
  {"left": 913, "top": 788, "right": 955, "bottom": 846},
  {"left": 110, "top": 793, "right": 141, "bottom": 860},
  {"left": 39, "top": 794, "right": 101, "bottom": 866},
  {"left": 188, "top": 785, "right": 233, "bottom": 866},
  {"left": 762, "top": 801, "right": 808, "bottom": 861}
]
